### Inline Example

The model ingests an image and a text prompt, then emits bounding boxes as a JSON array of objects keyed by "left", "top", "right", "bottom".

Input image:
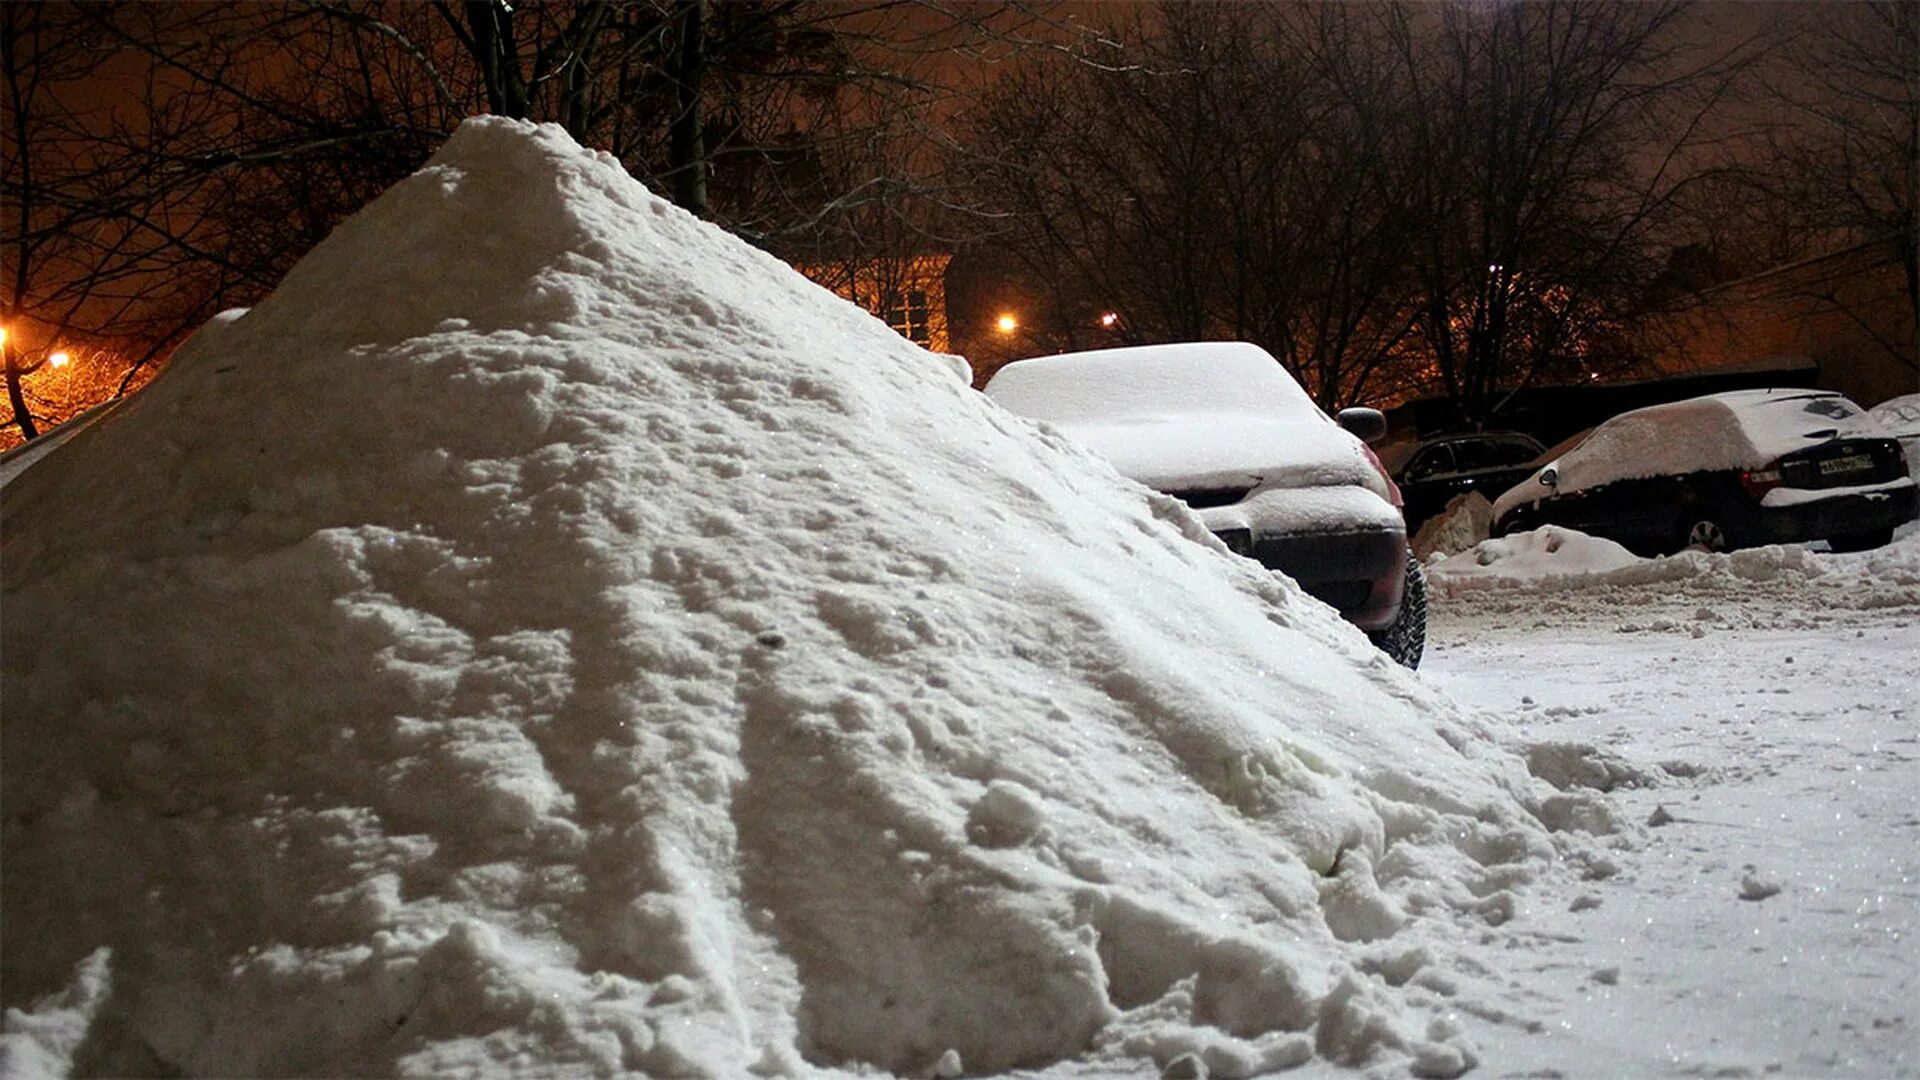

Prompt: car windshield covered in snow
[{"left": 981, "top": 342, "right": 1356, "bottom": 494}]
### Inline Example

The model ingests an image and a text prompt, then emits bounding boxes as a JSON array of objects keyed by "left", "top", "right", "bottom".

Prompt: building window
[{"left": 884, "top": 289, "right": 932, "bottom": 345}]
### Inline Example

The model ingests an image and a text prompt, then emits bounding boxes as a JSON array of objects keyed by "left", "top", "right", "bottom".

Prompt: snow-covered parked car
[
  {"left": 1388, "top": 430, "right": 1547, "bottom": 531},
  {"left": 984, "top": 342, "right": 1425, "bottom": 666},
  {"left": 1869, "top": 392, "right": 1920, "bottom": 483},
  {"left": 1492, "top": 388, "right": 1917, "bottom": 554}
]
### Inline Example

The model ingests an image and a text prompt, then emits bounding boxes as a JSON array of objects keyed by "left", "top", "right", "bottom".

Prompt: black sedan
[
  {"left": 1390, "top": 431, "right": 1546, "bottom": 530},
  {"left": 1491, "top": 389, "right": 1917, "bottom": 555}
]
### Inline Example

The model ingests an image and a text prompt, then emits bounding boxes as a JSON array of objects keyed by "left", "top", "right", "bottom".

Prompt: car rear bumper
[
  {"left": 1216, "top": 526, "right": 1408, "bottom": 630},
  {"left": 1746, "top": 483, "right": 1918, "bottom": 544}
]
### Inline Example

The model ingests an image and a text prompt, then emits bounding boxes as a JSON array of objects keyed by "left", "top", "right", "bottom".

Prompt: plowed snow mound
[{"left": 3, "top": 120, "right": 1587, "bottom": 1078}]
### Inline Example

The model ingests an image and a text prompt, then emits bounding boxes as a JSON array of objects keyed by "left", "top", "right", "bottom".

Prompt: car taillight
[{"left": 1739, "top": 465, "right": 1783, "bottom": 500}]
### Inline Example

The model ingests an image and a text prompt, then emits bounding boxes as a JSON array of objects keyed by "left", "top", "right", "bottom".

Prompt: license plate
[{"left": 1818, "top": 453, "right": 1872, "bottom": 476}]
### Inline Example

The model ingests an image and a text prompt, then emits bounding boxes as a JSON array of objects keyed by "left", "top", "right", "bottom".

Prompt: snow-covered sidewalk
[{"left": 1419, "top": 555, "right": 1919, "bottom": 1076}]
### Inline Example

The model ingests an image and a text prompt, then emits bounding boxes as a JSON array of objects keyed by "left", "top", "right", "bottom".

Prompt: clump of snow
[
  {"left": 1411, "top": 492, "right": 1493, "bottom": 561},
  {"left": 1429, "top": 526, "right": 1642, "bottom": 588},
  {"left": 0, "top": 950, "right": 113, "bottom": 1078},
  {"left": 3, "top": 120, "right": 1585, "bottom": 1077}
]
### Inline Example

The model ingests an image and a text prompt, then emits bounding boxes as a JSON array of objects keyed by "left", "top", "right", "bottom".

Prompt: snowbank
[
  {"left": 3, "top": 120, "right": 1590, "bottom": 1078},
  {"left": 1410, "top": 493, "right": 1493, "bottom": 561},
  {"left": 1431, "top": 526, "right": 1920, "bottom": 602},
  {"left": 1429, "top": 527, "right": 1642, "bottom": 589}
]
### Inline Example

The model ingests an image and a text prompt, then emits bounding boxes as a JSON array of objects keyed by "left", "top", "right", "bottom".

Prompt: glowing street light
[
  {"left": 996, "top": 313, "right": 1019, "bottom": 334},
  {"left": 49, "top": 350, "right": 70, "bottom": 369},
  {"left": 1099, "top": 311, "right": 1119, "bottom": 328}
]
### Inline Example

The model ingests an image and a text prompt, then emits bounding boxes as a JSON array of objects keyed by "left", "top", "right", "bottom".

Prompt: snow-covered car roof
[
  {"left": 1870, "top": 392, "right": 1920, "bottom": 438},
  {"left": 983, "top": 342, "right": 1381, "bottom": 493},
  {"left": 1492, "top": 388, "right": 1881, "bottom": 520}
]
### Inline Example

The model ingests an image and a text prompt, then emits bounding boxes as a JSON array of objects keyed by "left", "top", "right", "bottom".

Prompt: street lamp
[
  {"left": 48, "top": 350, "right": 70, "bottom": 369},
  {"left": 1099, "top": 312, "right": 1119, "bottom": 329},
  {"left": 996, "top": 313, "right": 1019, "bottom": 334}
]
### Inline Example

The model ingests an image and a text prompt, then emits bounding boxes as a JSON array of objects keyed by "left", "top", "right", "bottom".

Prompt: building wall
[
  {"left": 1648, "top": 242, "right": 1918, "bottom": 407},
  {"left": 798, "top": 254, "right": 952, "bottom": 355}
]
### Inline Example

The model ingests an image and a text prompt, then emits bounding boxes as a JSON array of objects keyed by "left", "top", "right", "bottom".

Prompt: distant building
[
  {"left": 1647, "top": 241, "right": 1917, "bottom": 406},
  {"left": 798, "top": 253, "right": 952, "bottom": 354}
]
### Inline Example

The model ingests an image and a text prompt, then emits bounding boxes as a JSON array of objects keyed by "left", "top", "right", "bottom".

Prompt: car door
[{"left": 1398, "top": 444, "right": 1457, "bottom": 525}]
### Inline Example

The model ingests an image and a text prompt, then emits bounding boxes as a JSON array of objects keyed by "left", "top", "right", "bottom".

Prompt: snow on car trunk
[
  {"left": 1492, "top": 389, "right": 1886, "bottom": 521},
  {"left": 3, "top": 119, "right": 1598, "bottom": 1078}
]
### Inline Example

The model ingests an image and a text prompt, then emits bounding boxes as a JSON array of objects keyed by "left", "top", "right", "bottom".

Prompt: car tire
[
  {"left": 1368, "top": 551, "right": 1426, "bottom": 669},
  {"left": 1676, "top": 514, "right": 1731, "bottom": 554},
  {"left": 1827, "top": 527, "right": 1893, "bottom": 553}
]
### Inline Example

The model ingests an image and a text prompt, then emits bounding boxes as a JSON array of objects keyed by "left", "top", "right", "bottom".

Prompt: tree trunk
[
  {"left": 464, "top": 0, "right": 528, "bottom": 120},
  {"left": 668, "top": 0, "right": 708, "bottom": 216},
  {"left": 4, "top": 350, "right": 37, "bottom": 441}
]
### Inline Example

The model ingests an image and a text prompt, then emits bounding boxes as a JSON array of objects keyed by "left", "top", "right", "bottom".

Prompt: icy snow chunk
[
  {"left": 1411, "top": 492, "right": 1494, "bottom": 560},
  {"left": 0, "top": 948, "right": 112, "bottom": 1078},
  {"left": 1525, "top": 741, "right": 1652, "bottom": 792},
  {"left": 965, "top": 779, "right": 1046, "bottom": 847}
]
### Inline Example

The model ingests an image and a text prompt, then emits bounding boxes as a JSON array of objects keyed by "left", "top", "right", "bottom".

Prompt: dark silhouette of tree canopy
[
  {"left": 1766, "top": 0, "right": 1919, "bottom": 373},
  {"left": 2, "top": 0, "right": 1037, "bottom": 444},
  {"left": 963, "top": 1, "right": 1755, "bottom": 423}
]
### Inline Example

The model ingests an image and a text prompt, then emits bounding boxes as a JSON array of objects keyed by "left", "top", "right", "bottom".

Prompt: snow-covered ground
[{"left": 1415, "top": 540, "right": 1920, "bottom": 1077}]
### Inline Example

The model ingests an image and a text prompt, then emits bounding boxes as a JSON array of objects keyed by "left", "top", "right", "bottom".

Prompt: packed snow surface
[
  {"left": 0, "top": 120, "right": 1603, "bottom": 1077},
  {"left": 1421, "top": 534, "right": 1920, "bottom": 1076},
  {"left": 1492, "top": 389, "right": 1884, "bottom": 520}
]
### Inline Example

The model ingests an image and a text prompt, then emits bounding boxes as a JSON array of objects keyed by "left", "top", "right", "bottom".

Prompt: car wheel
[
  {"left": 1678, "top": 515, "right": 1730, "bottom": 554},
  {"left": 1827, "top": 527, "right": 1893, "bottom": 553},
  {"left": 1367, "top": 551, "right": 1426, "bottom": 669}
]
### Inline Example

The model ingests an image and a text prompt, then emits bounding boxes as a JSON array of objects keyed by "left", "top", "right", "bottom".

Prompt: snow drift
[{"left": 3, "top": 120, "right": 1593, "bottom": 1078}]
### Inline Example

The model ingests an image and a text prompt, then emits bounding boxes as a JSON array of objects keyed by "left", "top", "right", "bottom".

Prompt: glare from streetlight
[
  {"left": 49, "top": 351, "right": 71, "bottom": 369},
  {"left": 1099, "top": 312, "right": 1119, "bottom": 328},
  {"left": 996, "top": 313, "right": 1019, "bottom": 334},
  {"left": 0, "top": 326, "right": 8, "bottom": 349}
]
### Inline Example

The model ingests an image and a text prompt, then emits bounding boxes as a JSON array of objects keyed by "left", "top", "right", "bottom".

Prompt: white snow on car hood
[
  {"left": 3, "top": 119, "right": 1601, "bottom": 1079},
  {"left": 1051, "top": 413, "right": 1385, "bottom": 495}
]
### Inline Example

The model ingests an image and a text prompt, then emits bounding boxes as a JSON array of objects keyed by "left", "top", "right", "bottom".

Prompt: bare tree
[
  {"left": 2, "top": 1, "right": 1039, "bottom": 442},
  {"left": 1, "top": 4, "right": 247, "bottom": 445},
  {"left": 1383, "top": 0, "right": 1756, "bottom": 426},
  {"left": 960, "top": 3, "right": 1429, "bottom": 408},
  {"left": 1766, "top": 0, "right": 1918, "bottom": 375}
]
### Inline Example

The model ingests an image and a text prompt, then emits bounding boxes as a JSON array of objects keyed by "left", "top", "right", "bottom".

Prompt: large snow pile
[{"left": 3, "top": 120, "right": 1597, "bottom": 1078}]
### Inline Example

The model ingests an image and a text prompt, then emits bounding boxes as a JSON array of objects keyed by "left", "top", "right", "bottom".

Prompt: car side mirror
[
  {"left": 1337, "top": 407, "right": 1387, "bottom": 445},
  {"left": 1539, "top": 466, "right": 1558, "bottom": 489}
]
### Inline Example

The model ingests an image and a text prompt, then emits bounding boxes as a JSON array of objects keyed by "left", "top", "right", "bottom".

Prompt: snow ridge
[{"left": 4, "top": 119, "right": 1600, "bottom": 1077}]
